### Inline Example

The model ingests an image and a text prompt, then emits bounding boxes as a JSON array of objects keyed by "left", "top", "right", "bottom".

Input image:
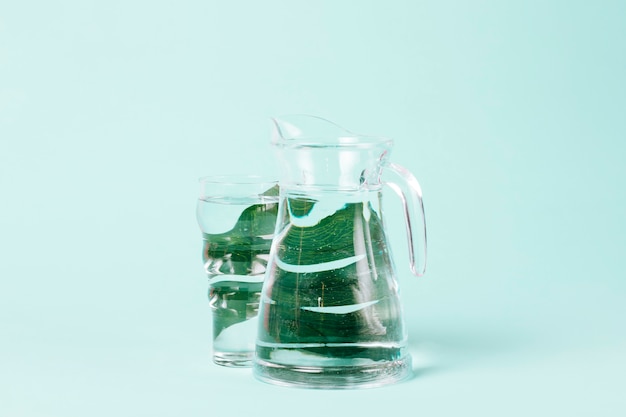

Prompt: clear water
[
  {"left": 255, "top": 189, "right": 410, "bottom": 383},
  {"left": 197, "top": 196, "right": 278, "bottom": 365},
  {"left": 209, "top": 279, "right": 262, "bottom": 355}
]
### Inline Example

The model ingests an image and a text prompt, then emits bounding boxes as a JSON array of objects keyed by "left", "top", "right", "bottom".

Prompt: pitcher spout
[{"left": 270, "top": 114, "right": 356, "bottom": 144}]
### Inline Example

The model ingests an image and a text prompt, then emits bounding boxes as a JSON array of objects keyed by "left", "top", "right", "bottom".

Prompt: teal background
[{"left": 1, "top": 0, "right": 625, "bottom": 415}]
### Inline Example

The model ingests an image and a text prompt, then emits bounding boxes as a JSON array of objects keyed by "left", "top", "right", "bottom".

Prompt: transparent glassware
[
  {"left": 196, "top": 175, "right": 279, "bottom": 367},
  {"left": 253, "top": 115, "right": 427, "bottom": 388}
]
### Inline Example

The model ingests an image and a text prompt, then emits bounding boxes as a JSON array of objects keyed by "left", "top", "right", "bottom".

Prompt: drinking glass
[{"left": 196, "top": 175, "right": 279, "bottom": 367}]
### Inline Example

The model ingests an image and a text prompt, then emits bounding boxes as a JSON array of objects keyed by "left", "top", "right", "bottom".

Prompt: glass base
[
  {"left": 253, "top": 356, "right": 412, "bottom": 389},
  {"left": 213, "top": 351, "right": 254, "bottom": 367}
]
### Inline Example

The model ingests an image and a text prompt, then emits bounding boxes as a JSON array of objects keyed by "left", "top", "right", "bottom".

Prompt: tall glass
[{"left": 196, "top": 175, "right": 279, "bottom": 367}]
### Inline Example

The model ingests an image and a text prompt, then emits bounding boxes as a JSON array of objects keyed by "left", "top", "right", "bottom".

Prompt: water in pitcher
[{"left": 256, "top": 189, "right": 409, "bottom": 371}]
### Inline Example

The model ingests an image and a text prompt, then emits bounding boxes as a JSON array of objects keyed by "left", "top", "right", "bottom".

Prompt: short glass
[{"left": 196, "top": 175, "right": 279, "bottom": 367}]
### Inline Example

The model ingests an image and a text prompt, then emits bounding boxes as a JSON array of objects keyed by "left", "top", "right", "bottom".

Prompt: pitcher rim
[
  {"left": 271, "top": 114, "right": 394, "bottom": 149},
  {"left": 271, "top": 136, "right": 394, "bottom": 150}
]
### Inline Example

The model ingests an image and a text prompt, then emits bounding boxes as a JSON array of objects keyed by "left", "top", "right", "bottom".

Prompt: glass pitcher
[{"left": 253, "top": 115, "right": 427, "bottom": 389}]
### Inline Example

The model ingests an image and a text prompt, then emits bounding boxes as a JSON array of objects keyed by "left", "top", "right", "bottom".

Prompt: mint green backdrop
[{"left": 1, "top": 1, "right": 624, "bottom": 416}]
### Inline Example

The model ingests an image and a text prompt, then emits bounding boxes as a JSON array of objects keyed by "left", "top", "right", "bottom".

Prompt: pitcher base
[{"left": 253, "top": 356, "right": 412, "bottom": 389}]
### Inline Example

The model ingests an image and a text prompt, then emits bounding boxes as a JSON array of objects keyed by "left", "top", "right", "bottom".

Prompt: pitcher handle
[{"left": 382, "top": 162, "right": 427, "bottom": 277}]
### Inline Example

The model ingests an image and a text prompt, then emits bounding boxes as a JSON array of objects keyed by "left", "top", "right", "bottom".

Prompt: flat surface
[{"left": 1, "top": 1, "right": 625, "bottom": 416}]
